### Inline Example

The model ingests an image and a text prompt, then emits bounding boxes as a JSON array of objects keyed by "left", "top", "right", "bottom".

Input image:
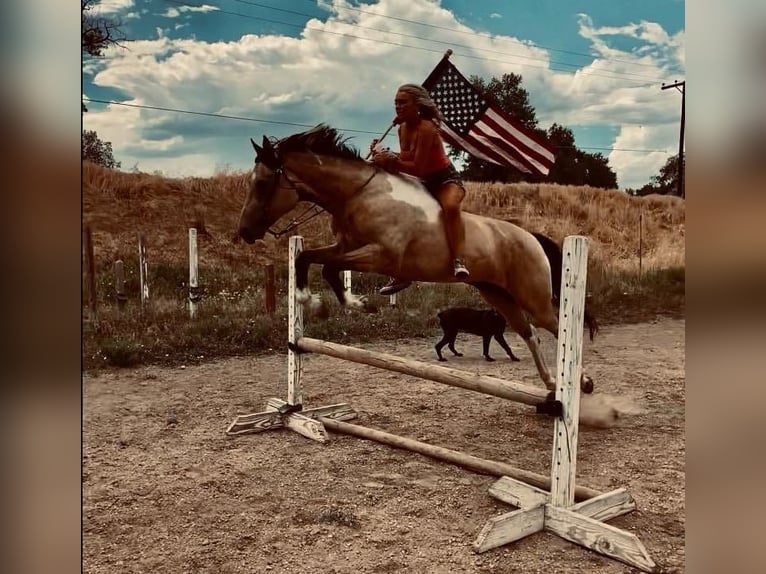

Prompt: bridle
[{"left": 258, "top": 154, "right": 379, "bottom": 239}]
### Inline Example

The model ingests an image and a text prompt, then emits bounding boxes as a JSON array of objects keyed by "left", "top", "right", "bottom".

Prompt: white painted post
[
  {"left": 343, "top": 270, "right": 351, "bottom": 292},
  {"left": 188, "top": 228, "right": 199, "bottom": 319},
  {"left": 288, "top": 236, "right": 304, "bottom": 406},
  {"left": 138, "top": 233, "right": 149, "bottom": 308},
  {"left": 550, "top": 236, "right": 589, "bottom": 508}
]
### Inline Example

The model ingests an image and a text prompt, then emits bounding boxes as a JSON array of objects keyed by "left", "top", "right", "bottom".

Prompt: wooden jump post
[{"left": 227, "top": 235, "right": 655, "bottom": 572}]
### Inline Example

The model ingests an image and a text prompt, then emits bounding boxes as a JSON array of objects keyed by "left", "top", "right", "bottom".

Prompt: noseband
[
  {"left": 259, "top": 160, "right": 324, "bottom": 239},
  {"left": 258, "top": 153, "right": 379, "bottom": 238}
]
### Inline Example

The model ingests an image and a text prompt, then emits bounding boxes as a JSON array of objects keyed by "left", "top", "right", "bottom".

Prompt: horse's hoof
[
  {"left": 581, "top": 376, "right": 594, "bottom": 394},
  {"left": 438, "top": 357, "right": 447, "bottom": 362},
  {"left": 536, "top": 398, "right": 563, "bottom": 417},
  {"left": 485, "top": 357, "right": 495, "bottom": 362},
  {"left": 510, "top": 356, "right": 520, "bottom": 362}
]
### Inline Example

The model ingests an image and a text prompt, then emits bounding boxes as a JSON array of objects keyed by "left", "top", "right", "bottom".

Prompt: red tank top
[{"left": 400, "top": 125, "right": 451, "bottom": 176}]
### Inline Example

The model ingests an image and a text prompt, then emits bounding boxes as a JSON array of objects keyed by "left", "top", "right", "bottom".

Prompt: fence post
[
  {"left": 114, "top": 260, "right": 127, "bottom": 311},
  {"left": 638, "top": 211, "right": 643, "bottom": 280},
  {"left": 288, "top": 237, "right": 304, "bottom": 406},
  {"left": 265, "top": 264, "right": 276, "bottom": 314},
  {"left": 83, "top": 226, "right": 98, "bottom": 326},
  {"left": 138, "top": 233, "right": 149, "bottom": 308},
  {"left": 188, "top": 228, "right": 199, "bottom": 318}
]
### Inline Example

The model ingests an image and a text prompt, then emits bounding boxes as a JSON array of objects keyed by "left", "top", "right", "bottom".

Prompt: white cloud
[
  {"left": 92, "top": 0, "right": 134, "bottom": 15},
  {"left": 164, "top": 4, "right": 220, "bottom": 18},
  {"left": 84, "top": 0, "right": 684, "bottom": 189}
]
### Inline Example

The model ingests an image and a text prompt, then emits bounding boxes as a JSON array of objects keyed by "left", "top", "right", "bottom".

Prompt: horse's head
[{"left": 238, "top": 136, "right": 301, "bottom": 243}]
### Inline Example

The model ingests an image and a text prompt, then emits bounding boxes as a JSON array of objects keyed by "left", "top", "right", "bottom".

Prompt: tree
[
  {"left": 456, "top": 75, "right": 617, "bottom": 188},
  {"left": 651, "top": 154, "right": 683, "bottom": 195},
  {"left": 532, "top": 123, "right": 617, "bottom": 188},
  {"left": 82, "top": 1, "right": 124, "bottom": 167},
  {"left": 631, "top": 155, "right": 684, "bottom": 196},
  {"left": 82, "top": 0, "right": 125, "bottom": 57},
  {"left": 83, "top": 130, "right": 121, "bottom": 169}
]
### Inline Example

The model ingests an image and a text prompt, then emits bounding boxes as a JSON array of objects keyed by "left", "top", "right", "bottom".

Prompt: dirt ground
[{"left": 83, "top": 318, "right": 685, "bottom": 574}]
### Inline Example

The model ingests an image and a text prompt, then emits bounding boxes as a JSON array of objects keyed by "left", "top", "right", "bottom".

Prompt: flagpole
[{"left": 366, "top": 49, "right": 455, "bottom": 159}]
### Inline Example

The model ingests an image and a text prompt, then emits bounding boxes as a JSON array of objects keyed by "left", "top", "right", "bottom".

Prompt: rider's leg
[{"left": 436, "top": 183, "right": 468, "bottom": 278}]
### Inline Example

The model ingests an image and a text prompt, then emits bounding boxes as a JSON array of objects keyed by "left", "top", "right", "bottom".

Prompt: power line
[
  {"left": 227, "top": 0, "right": 670, "bottom": 83},
  {"left": 82, "top": 97, "right": 669, "bottom": 153},
  {"left": 290, "top": 0, "right": 684, "bottom": 75},
  {"left": 162, "top": 0, "right": 661, "bottom": 86}
]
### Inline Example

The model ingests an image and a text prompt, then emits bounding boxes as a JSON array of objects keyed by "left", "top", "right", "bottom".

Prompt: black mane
[{"left": 275, "top": 124, "right": 361, "bottom": 161}]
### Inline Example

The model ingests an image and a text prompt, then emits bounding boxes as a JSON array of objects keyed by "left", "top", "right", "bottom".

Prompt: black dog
[{"left": 434, "top": 307, "right": 521, "bottom": 362}]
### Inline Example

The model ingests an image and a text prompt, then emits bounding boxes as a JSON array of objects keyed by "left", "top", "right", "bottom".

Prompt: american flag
[{"left": 422, "top": 56, "right": 555, "bottom": 176}]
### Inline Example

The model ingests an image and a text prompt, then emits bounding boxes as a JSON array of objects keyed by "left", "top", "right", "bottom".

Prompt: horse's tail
[{"left": 531, "top": 232, "right": 599, "bottom": 341}]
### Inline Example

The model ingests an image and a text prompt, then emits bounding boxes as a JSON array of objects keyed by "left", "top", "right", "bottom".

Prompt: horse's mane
[{"left": 275, "top": 124, "right": 361, "bottom": 161}]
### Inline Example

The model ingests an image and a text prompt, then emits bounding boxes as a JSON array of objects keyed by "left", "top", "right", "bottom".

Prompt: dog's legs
[
  {"left": 447, "top": 331, "right": 462, "bottom": 357},
  {"left": 434, "top": 334, "right": 449, "bottom": 361},
  {"left": 482, "top": 334, "right": 495, "bottom": 362},
  {"left": 494, "top": 333, "right": 521, "bottom": 362}
]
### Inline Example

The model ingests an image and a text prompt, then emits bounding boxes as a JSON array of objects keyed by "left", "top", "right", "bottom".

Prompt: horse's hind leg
[{"left": 474, "top": 284, "right": 556, "bottom": 391}]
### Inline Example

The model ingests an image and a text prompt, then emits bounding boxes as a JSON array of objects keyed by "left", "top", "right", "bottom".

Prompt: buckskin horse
[{"left": 238, "top": 124, "right": 594, "bottom": 394}]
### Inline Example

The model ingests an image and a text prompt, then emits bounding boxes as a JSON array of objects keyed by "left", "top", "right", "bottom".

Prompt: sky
[{"left": 82, "top": 0, "right": 686, "bottom": 190}]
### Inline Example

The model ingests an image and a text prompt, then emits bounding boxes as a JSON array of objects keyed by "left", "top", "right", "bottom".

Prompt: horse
[{"left": 238, "top": 124, "right": 593, "bottom": 394}]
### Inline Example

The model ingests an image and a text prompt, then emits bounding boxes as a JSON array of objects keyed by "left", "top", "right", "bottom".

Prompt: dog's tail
[{"left": 531, "top": 232, "right": 599, "bottom": 341}]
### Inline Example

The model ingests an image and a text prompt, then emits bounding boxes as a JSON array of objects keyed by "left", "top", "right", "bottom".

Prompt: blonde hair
[{"left": 397, "top": 84, "right": 443, "bottom": 125}]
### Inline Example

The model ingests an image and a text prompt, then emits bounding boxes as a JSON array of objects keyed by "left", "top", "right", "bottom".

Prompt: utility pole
[{"left": 661, "top": 80, "right": 685, "bottom": 198}]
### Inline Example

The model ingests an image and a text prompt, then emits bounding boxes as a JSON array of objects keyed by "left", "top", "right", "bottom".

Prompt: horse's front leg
[
  {"left": 295, "top": 244, "right": 343, "bottom": 311},
  {"left": 313, "top": 243, "right": 388, "bottom": 312}
]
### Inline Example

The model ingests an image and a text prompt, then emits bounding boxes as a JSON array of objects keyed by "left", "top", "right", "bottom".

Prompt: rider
[{"left": 370, "top": 83, "right": 469, "bottom": 296}]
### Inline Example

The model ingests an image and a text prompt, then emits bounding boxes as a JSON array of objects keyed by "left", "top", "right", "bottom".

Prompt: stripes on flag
[{"left": 422, "top": 56, "right": 555, "bottom": 176}]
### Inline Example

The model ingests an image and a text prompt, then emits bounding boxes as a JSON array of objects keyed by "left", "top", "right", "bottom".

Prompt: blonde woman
[{"left": 371, "top": 83, "right": 469, "bottom": 295}]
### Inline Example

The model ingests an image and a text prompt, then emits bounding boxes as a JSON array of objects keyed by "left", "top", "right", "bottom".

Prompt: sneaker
[
  {"left": 379, "top": 278, "right": 412, "bottom": 296},
  {"left": 453, "top": 258, "right": 470, "bottom": 279}
]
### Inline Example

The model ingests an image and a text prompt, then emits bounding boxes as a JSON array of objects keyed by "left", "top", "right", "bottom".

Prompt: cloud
[
  {"left": 83, "top": 0, "right": 684, "bottom": 188},
  {"left": 92, "top": 0, "right": 134, "bottom": 15},
  {"left": 163, "top": 4, "right": 220, "bottom": 18}
]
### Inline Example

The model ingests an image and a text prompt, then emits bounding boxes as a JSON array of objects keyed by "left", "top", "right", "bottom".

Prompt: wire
[
  {"left": 292, "top": 0, "right": 685, "bottom": 75},
  {"left": 82, "top": 98, "right": 669, "bottom": 153},
  {"left": 161, "top": 0, "right": 664, "bottom": 86},
  {"left": 226, "top": 0, "right": 673, "bottom": 83}
]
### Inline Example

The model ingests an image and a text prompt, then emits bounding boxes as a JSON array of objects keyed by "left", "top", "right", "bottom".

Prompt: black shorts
[{"left": 421, "top": 164, "right": 465, "bottom": 196}]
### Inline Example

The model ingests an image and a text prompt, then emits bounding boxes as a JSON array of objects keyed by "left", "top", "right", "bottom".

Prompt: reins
[{"left": 265, "top": 162, "right": 379, "bottom": 239}]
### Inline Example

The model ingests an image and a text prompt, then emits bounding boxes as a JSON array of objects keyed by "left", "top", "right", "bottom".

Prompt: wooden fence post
[
  {"left": 138, "top": 233, "right": 149, "bottom": 308},
  {"left": 265, "top": 264, "right": 276, "bottom": 314},
  {"left": 114, "top": 260, "right": 127, "bottom": 311},
  {"left": 189, "top": 228, "right": 199, "bottom": 318},
  {"left": 83, "top": 226, "right": 98, "bottom": 326}
]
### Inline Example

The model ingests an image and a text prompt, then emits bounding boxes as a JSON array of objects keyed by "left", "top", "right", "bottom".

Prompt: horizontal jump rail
[
  {"left": 320, "top": 417, "right": 599, "bottom": 502},
  {"left": 297, "top": 337, "right": 549, "bottom": 407}
]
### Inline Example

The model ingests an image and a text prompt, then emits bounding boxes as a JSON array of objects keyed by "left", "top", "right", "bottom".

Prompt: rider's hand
[{"left": 371, "top": 150, "right": 399, "bottom": 171}]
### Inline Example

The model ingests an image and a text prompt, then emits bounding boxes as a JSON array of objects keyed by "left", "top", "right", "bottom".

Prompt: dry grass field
[{"left": 83, "top": 160, "right": 684, "bottom": 273}]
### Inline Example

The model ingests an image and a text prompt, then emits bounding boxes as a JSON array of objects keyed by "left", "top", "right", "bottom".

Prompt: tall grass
[{"left": 83, "top": 162, "right": 685, "bottom": 370}]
